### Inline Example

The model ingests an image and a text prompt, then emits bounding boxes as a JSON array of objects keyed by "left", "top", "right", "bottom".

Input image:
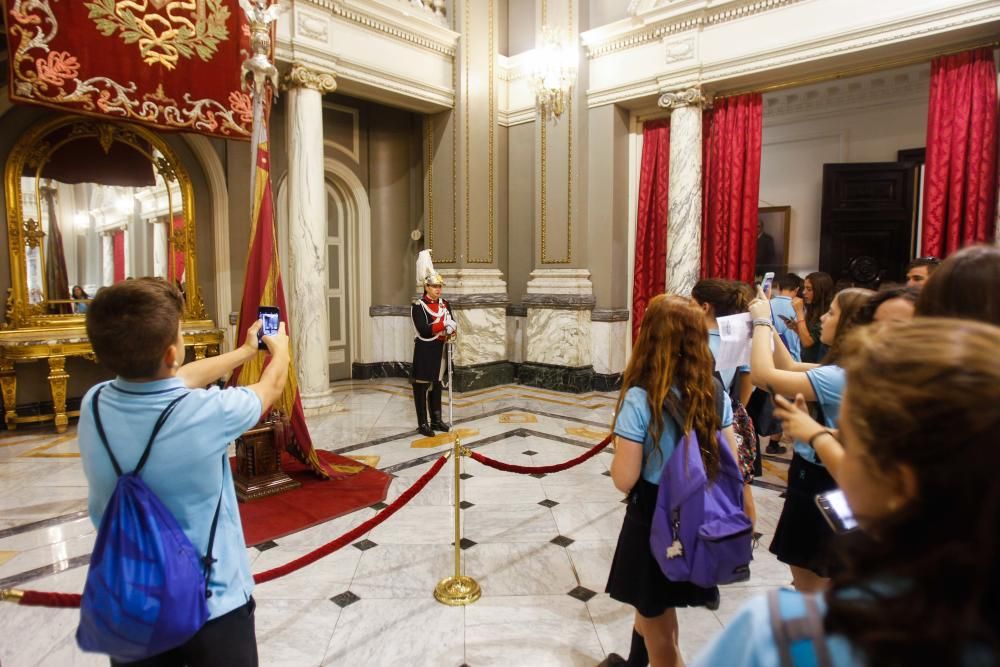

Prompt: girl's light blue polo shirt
[
  {"left": 78, "top": 377, "right": 262, "bottom": 620},
  {"left": 614, "top": 386, "right": 733, "bottom": 485}
]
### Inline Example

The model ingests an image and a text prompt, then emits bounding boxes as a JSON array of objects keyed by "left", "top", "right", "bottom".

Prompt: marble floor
[{"left": 0, "top": 379, "right": 792, "bottom": 667}]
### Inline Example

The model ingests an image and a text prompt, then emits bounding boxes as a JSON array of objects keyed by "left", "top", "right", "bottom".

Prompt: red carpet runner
[{"left": 233, "top": 450, "right": 392, "bottom": 547}]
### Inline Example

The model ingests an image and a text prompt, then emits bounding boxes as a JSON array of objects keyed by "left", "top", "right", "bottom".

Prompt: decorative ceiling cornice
[
  {"left": 305, "top": 0, "right": 458, "bottom": 57},
  {"left": 581, "top": 0, "right": 807, "bottom": 58},
  {"left": 762, "top": 64, "right": 931, "bottom": 121}
]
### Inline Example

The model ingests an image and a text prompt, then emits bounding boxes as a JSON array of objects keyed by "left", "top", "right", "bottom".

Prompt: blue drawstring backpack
[
  {"left": 649, "top": 380, "right": 753, "bottom": 588},
  {"left": 77, "top": 387, "right": 224, "bottom": 662}
]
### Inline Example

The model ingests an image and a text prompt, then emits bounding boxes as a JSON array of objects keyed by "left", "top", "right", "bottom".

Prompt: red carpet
[{"left": 233, "top": 450, "right": 392, "bottom": 547}]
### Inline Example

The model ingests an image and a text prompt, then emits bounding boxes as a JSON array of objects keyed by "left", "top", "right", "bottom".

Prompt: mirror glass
[{"left": 6, "top": 117, "right": 203, "bottom": 328}]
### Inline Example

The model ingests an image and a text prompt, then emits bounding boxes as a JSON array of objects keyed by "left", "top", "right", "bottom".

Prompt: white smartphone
[
  {"left": 760, "top": 271, "right": 775, "bottom": 296},
  {"left": 815, "top": 489, "right": 858, "bottom": 533}
]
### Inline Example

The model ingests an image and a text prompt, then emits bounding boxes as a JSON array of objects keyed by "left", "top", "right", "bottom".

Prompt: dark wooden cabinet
[{"left": 819, "top": 162, "right": 919, "bottom": 287}]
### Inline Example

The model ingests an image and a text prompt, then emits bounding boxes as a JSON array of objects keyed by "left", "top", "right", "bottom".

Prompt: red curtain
[
  {"left": 921, "top": 47, "right": 999, "bottom": 257},
  {"left": 171, "top": 215, "right": 186, "bottom": 283},
  {"left": 113, "top": 231, "right": 125, "bottom": 282},
  {"left": 701, "top": 94, "right": 763, "bottom": 282},
  {"left": 631, "top": 119, "right": 670, "bottom": 342}
]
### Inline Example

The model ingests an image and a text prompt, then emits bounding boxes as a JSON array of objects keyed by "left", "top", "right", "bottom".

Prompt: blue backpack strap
[
  {"left": 91, "top": 386, "right": 188, "bottom": 476},
  {"left": 768, "top": 589, "right": 835, "bottom": 667},
  {"left": 202, "top": 455, "right": 226, "bottom": 598}
]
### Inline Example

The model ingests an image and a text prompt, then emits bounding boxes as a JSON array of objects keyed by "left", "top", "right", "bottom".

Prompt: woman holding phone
[
  {"left": 787, "top": 272, "right": 834, "bottom": 363},
  {"left": 694, "top": 318, "right": 1000, "bottom": 666},
  {"left": 747, "top": 286, "right": 872, "bottom": 592}
]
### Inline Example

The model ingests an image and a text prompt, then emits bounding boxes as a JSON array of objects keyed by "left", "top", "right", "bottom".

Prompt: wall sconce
[{"left": 532, "top": 26, "right": 577, "bottom": 121}]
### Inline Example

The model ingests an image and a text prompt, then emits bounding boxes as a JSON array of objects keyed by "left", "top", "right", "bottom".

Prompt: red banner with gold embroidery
[{"left": 3, "top": 0, "right": 253, "bottom": 139}]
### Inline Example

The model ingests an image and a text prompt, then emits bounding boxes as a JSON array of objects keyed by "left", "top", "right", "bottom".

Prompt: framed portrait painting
[{"left": 755, "top": 206, "right": 791, "bottom": 280}]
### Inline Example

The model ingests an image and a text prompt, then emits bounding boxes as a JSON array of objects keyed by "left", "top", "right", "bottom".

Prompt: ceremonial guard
[{"left": 411, "top": 250, "right": 456, "bottom": 437}]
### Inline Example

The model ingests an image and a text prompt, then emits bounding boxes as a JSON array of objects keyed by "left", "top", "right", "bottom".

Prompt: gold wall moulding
[
  {"left": 4, "top": 115, "right": 207, "bottom": 330},
  {"left": 283, "top": 62, "right": 338, "bottom": 94},
  {"left": 462, "top": 0, "right": 496, "bottom": 265}
]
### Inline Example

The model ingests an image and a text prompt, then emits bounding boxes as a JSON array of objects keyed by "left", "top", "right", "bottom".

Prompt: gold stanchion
[
  {"left": 0, "top": 588, "right": 24, "bottom": 603},
  {"left": 433, "top": 436, "right": 481, "bottom": 606}
]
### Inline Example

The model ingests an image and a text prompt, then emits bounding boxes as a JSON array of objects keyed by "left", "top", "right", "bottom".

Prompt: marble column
[
  {"left": 122, "top": 226, "right": 130, "bottom": 280},
  {"left": 658, "top": 88, "right": 706, "bottom": 297},
  {"left": 521, "top": 269, "right": 595, "bottom": 393},
  {"left": 152, "top": 219, "right": 168, "bottom": 278},
  {"left": 101, "top": 232, "right": 114, "bottom": 286},
  {"left": 284, "top": 62, "right": 339, "bottom": 415}
]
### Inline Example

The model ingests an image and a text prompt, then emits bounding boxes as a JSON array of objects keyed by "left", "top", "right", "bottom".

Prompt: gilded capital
[
  {"left": 658, "top": 87, "right": 707, "bottom": 110},
  {"left": 283, "top": 63, "right": 338, "bottom": 93}
]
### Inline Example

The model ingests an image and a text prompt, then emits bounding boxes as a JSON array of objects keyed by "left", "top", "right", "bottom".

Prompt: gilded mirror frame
[{"left": 4, "top": 115, "right": 207, "bottom": 329}]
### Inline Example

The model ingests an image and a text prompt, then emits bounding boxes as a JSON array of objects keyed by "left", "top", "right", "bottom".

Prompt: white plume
[{"left": 416, "top": 249, "right": 435, "bottom": 285}]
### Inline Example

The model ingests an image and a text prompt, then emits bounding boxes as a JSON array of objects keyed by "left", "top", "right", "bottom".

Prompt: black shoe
[
  {"left": 597, "top": 654, "right": 626, "bottom": 667},
  {"left": 705, "top": 588, "right": 721, "bottom": 611},
  {"left": 430, "top": 418, "right": 451, "bottom": 433},
  {"left": 765, "top": 442, "right": 787, "bottom": 455},
  {"left": 418, "top": 424, "right": 434, "bottom": 437}
]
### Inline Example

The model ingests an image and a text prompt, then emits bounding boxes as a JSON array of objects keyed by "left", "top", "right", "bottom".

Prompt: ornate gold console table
[{"left": 0, "top": 321, "right": 224, "bottom": 433}]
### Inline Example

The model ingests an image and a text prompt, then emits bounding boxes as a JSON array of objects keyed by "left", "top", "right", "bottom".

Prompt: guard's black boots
[
  {"left": 428, "top": 381, "right": 451, "bottom": 432},
  {"left": 413, "top": 384, "right": 434, "bottom": 437}
]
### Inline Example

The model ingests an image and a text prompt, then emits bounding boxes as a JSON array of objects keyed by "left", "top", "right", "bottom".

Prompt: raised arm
[
  {"left": 248, "top": 322, "right": 290, "bottom": 415},
  {"left": 748, "top": 290, "right": 817, "bottom": 399},
  {"left": 770, "top": 328, "right": 817, "bottom": 373},
  {"left": 177, "top": 321, "right": 262, "bottom": 388}
]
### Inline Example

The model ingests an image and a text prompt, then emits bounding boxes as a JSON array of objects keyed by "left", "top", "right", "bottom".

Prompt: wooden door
[{"left": 819, "top": 163, "right": 918, "bottom": 287}]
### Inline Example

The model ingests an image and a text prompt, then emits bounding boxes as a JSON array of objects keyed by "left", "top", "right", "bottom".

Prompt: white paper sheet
[{"left": 715, "top": 312, "right": 753, "bottom": 371}]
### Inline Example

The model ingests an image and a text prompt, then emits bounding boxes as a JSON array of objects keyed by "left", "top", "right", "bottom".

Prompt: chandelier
[{"left": 532, "top": 26, "right": 577, "bottom": 121}]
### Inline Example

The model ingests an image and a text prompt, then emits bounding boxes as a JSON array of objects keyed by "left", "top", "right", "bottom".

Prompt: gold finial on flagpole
[{"left": 434, "top": 436, "right": 481, "bottom": 606}]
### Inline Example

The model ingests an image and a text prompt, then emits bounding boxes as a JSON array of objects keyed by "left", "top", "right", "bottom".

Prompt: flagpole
[
  {"left": 241, "top": 0, "right": 281, "bottom": 200},
  {"left": 447, "top": 339, "right": 453, "bottom": 428}
]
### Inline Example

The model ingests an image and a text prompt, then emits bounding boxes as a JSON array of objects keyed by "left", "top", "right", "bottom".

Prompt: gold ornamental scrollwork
[
  {"left": 85, "top": 0, "right": 232, "bottom": 71},
  {"left": 282, "top": 63, "right": 338, "bottom": 93},
  {"left": 658, "top": 87, "right": 709, "bottom": 110},
  {"left": 23, "top": 219, "right": 46, "bottom": 249}
]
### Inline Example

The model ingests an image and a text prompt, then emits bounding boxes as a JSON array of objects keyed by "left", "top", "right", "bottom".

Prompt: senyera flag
[
  {"left": 3, "top": 0, "right": 253, "bottom": 139},
  {"left": 229, "top": 122, "right": 351, "bottom": 480}
]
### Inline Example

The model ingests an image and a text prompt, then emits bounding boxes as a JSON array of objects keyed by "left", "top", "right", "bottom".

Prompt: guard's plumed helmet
[{"left": 416, "top": 249, "right": 445, "bottom": 286}]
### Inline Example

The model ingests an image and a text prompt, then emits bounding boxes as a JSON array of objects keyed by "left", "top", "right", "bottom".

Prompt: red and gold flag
[
  {"left": 3, "top": 0, "right": 252, "bottom": 139},
  {"left": 228, "top": 127, "right": 350, "bottom": 480}
]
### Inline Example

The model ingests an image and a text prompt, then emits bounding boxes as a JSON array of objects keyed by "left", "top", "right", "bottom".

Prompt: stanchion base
[{"left": 433, "top": 575, "right": 481, "bottom": 606}]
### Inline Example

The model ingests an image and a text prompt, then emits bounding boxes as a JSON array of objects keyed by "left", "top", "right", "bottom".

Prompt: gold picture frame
[{"left": 755, "top": 205, "right": 791, "bottom": 279}]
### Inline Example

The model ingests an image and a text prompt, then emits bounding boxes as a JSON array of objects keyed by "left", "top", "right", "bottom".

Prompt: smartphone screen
[
  {"left": 257, "top": 306, "right": 279, "bottom": 349},
  {"left": 815, "top": 489, "right": 858, "bottom": 533},
  {"left": 760, "top": 271, "right": 775, "bottom": 296}
]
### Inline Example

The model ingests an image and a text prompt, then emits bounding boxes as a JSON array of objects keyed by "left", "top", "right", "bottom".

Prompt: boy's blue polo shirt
[
  {"left": 78, "top": 377, "right": 262, "bottom": 620},
  {"left": 770, "top": 295, "right": 802, "bottom": 362}
]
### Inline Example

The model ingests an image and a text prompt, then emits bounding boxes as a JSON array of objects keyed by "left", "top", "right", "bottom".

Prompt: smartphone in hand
[
  {"left": 257, "top": 306, "right": 279, "bottom": 350},
  {"left": 815, "top": 489, "right": 858, "bottom": 533},
  {"left": 760, "top": 271, "right": 775, "bottom": 297}
]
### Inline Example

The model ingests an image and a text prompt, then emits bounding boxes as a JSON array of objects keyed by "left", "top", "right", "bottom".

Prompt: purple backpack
[{"left": 649, "top": 381, "right": 753, "bottom": 588}]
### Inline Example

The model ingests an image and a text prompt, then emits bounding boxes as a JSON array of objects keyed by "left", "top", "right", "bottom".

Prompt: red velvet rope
[
  {"left": 11, "top": 454, "right": 449, "bottom": 607},
  {"left": 468, "top": 434, "right": 613, "bottom": 474},
  {"left": 253, "top": 454, "right": 447, "bottom": 584},
  {"left": 20, "top": 590, "right": 82, "bottom": 608}
]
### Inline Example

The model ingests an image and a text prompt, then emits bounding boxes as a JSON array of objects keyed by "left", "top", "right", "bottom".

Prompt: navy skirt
[{"left": 606, "top": 479, "right": 719, "bottom": 618}]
